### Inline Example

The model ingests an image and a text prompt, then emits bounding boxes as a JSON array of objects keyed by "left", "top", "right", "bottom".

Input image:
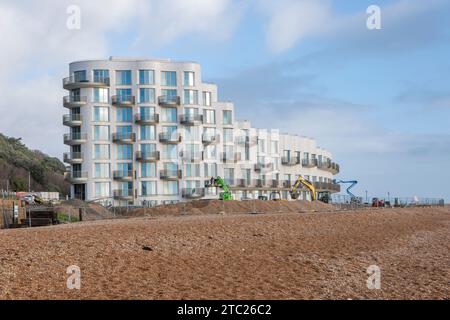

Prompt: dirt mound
[
  {"left": 128, "top": 199, "right": 334, "bottom": 217},
  {"left": 56, "top": 200, "right": 115, "bottom": 221}
]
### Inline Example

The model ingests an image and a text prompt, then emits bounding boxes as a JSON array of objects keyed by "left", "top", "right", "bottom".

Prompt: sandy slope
[{"left": 0, "top": 206, "right": 449, "bottom": 299}]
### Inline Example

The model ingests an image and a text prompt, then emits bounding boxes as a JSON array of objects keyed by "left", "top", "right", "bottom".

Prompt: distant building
[{"left": 63, "top": 57, "right": 340, "bottom": 206}]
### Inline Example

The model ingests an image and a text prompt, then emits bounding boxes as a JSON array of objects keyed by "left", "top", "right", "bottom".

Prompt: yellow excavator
[{"left": 290, "top": 175, "right": 316, "bottom": 201}]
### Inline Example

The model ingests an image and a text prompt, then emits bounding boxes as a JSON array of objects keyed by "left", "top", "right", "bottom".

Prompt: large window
[
  {"left": 162, "top": 145, "right": 178, "bottom": 159},
  {"left": 203, "top": 91, "right": 211, "bottom": 106},
  {"left": 93, "top": 88, "right": 109, "bottom": 103},
  {"left": 223, "top": 128, "right": 233, "bottom": 143},
  {"left": 257, "top": 139, "right": 265, "bottom": 153},
  {"left": 184, "top": 71, "right": 195, "bottom": 86},
  {"left": 223, "top": 110, "right": 232, "bottom": 125},
  {"left": 184, "top": 126, "right": 199, "bottom": 141},
  {"left": 184, "top": 89, "right": 198, "bottom": 105},
  {"left": 117, "top": 144, "right": 132, "bottom": 160},
  {"left": 73, "top": 70, "right": 86, "bottom": 82},
  {"left": 162, "top": 181, "right": 178, "bottom": 195},
  {"left": 93, "top": 69, "right": 109, "bottom": 83},
  {"left": 116, "top": 88, "right": 132, "bottom": 102},
  {"left": 204, "top": 145, "right": 216, "bottom": 159},
  {"left": 93, "top": 125, "right": 109, "bottom": 141},
  {"left": 139, "top": 88, "right": 155, "bottom": 103},
  {"left": 161, "top": 89, "right": 177, "bottom": 98},
  {"left": 93, "top": 106, "right": 109, "bottom": 122},
  {"left": 141, "top": 143, "right": 156, "bottom": 154},
  {"left": 204, "top": 110, "right": 215, "bottom": 124},
  {"left": 161, "top": 107, "right": 177, "bottom": 122},
  {"left": 185, "top": 164, "right": 200, "bottom": 177},
  {"left": 94, "top": 163, "right": 110, "bottom": 178},
  {"left": 94, "top": 144, "right": 110, "bottom": 159},
  {"left": 204, "top": 163, "right": 217, "bottom": 177},
  {"left": 141, "top": 181, "right": 157, "bottom": 196},
  {"left": 139, "top": 70, "right": 154, "bottom": 85},
  {"left": 116, "top": 70, "right": 132, "bottom": 85},
  {"left": 95, "top": 182, "right": 110, "bottom": 197},
  {"left": 141, "top": 163, "right": 156, "bottom": 178},
  {"left": 117, "top": 107, "right": 132, "bottom": 122},
  {"left": 140, "top": 125, "right": 156, "bottom": 140},
  {"left": 271, "top": 140, "right": 278, "bottom": 154},
  {"left": 161, "top": 71, "right": 177, "bottom": 86}
]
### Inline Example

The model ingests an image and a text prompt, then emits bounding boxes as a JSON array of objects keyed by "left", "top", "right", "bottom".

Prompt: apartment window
[
  {"left": 203, "top": 91, "right": 211, "bottom": 106},
  {"left": 185, "top": 164, "right": 200, "bottom": 177},
  {"left": 116, "top": 125, "right": 132, "bottom": 134},
  {"left": 204, "top": 110, "right": 215, "bottom": 124},
  {"left": 204, "top": 163, "right": 217, "bottom": 177},
  {"left": 204, "top": 145, "right": 217, "bottom": 159},
  {"left": 224, "top": 145, "right": 234, "bottom": 157},
  {"left": 161, "top": 89, "right": 177, "bottom": 98},
  {"left": 162, "top": 145, "right": 178, "bottom": 159},
  {"left": 142, "top": 181, "right": 157, "bottom": 196},
  {"left": 161, "top": 71, "right": 177, "bottom": 86},
  {"left": 140, "top": 125, "right": 156, "bottom": 140},
  {"left": 73, "top": 70, "right": 86, "bottom": 82},
  {"left": 183, "top": 71, "right": 194, "bottom": 86},
  {"left": 93, "top": 125, "right": 109, "bottom": 141},
  {"left": 223, "top": 110, "right": 232, "bottom": 125},
  {"left": 184, "top": 126, "right": 199, "bottom": 141},
  {"left": 241, "top": 169, "right": 251, "bottom": 184},
  {"left": 141, "top": 163, "right": 156, "bottom": 178},
  {"left": 184, "top": 89, "right": 198, "bottom": 105},
  {"left": 117, "top": 144, "right": 132, "bottom": 160},
  {"left": 139, "top": 70, "right": 154, "bottom": 85},
  {"left": 257, "top": 139, "right": 265, "bottom": 153},
  {"left": 94, "top": 163, "right": 110, "bottom": 178},
  {"left": 162, "top": 125, "right": 177, "bottom": 136},
  {"left": 140, "top": 106, "right": 155, "bottom": 117},
  {"left": 141, "top": 143, "right": 156, "bottom": 154},
  {"left": 116, "top": 88, "right": 132, "bottom": 102},
  {"left": 162, "top": 181, "right": 178, "bottom": 195},
  {"left": 93, "top": 106, "right": 109, "bottom": 122},
  {"left": 95, "top": 182, "right": 110, "bottom": 198},
  {"left": 271, "top": 140, "right": 278, "bottom": 154},
  {"left": 223, "top": 128, "right": 233, "bottom": 143},
  {"left": 139, "top": 88, "right": 155, "bottom": 103},
  {"left": 224, "top": 168, "right": 234, "bottom": 185},
  {"left": 93, "top": 69, "right": 109, "bottom": 83},
  {"left": 116, "top": 70, "right": 132, "bottom": 85},
  {"left": 304, "top": 152, "right": 310, "bottom": 160},
  {"left": 93, "top": 88, "right": 109, "bottom": 103},
  {"left": 161, "top": 107, "right": 177, "bottom": 122},
  {"left": 94, "top": 144, "right": 110, "bottom": 159},
  {"left": 295, "top": 151, "right": 301, "bottom": 162},
  {"left": 117, "top": 107, "right": 132, "bottom": 122}
]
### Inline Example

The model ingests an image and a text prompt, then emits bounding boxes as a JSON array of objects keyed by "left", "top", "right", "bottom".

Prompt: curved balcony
[
  {"left": 281, "top": 156, "right": 300, "bottom": 166},
  {"left": 63, "top": 152, "right": 83, "bottom": 164},
  {"left": 180, "top": 114, "right": 203, "bottom": 126},
  {"left": 180, "top": 151, "right": 204, "bottom": 162},
  {"left": 112, "top": 132, "right": 136, "bottom": 144},
  {"left": 63, "top": 96, "right": 87, "bottom": 108},
  {"left": 111, "top": 95, "right": 135, "bottom": 106},
  {"left": 63, "top": 114, "right": 82, "bottom": 127},
  {"left": 235, "top": 136, "right": 257, "bottom": 146},
  {"left": 159, "top": 132, "right": 182, "bottom": 144},
  {"left": 221, "top": 152, "right": 241, "bottom": 163},
  {"left": 65, "top": 171, "right": 88, "bottom": 183},
  {"left": 314, "top": 182, "right": 341, "bottom": 193},
  {"left": 63, "top": 133, "right": 87, "bottom": 145},
  {"left": 254, "top": 163, "right": 274, "bottom": 172},
  {"left": 302, "top": 159, "right": 318, "bottom": 168},
  {"left": 134, "top": 113, "right": 159, "bottom": 124},
  {"left": 330, "top": 162, "right": 340, "bottom": 175},
  {"left": 182, "top": 188, "right": 205, "bottom": 199},
  {"left": 113, "top": 170, "right": 134, "bottom": 182},
  {"left": 113, "top": 189, "right": 134, "bottom": 201},
  {"left": 158, "top": 95, "right": 181, "bottom": 107},
  {"left": 160, "top": 169, "right": 182, "bottom": 180},
  {"left": 63, "top": 76, "right": 110, "bottom": 90},
  {"left": 202, "top": 133, "right": 220, "bottom": 145},
  {"left": 135, "top": 151, "right": 160, "bottom": 162}
]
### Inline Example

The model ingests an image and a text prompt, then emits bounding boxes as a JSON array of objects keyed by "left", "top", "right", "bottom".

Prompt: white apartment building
[{"left": 63, "top": 57, "right": 340, "bottom": 206}]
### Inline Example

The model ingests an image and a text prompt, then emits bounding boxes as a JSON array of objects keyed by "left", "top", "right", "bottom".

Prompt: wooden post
[{"left": 79, "top": 208, "right": 83, "bottom": 221}]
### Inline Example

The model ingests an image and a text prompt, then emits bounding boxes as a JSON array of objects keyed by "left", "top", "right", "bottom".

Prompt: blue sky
[{"left": 0, "top": 0, "right": 449, "bottom": 200}]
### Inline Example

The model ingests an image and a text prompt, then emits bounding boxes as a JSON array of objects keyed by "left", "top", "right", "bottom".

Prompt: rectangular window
[
  {"left": 204, "top": 109, "right": 215, "bottom": 124},
  {"left": 73, "top": 70, "right": 86, "bottom": 82},
  {"left": 204, "top": 145, "right": 216, "bottom": 159},
  {"left": 93, "top": 125, "right": 109, "bottom": 141},
  {"left": 93, "top": 69, "right": 109, "bottom": 83},
  {"left": 162, "top": 181, "right": 178, "bottom": 195},
  {"left": 93, "top": 106, "right": 109, "bottom": 122},
  {"left": 223, "top": 110, "right": 232, "bottom": 125},
  {"left": 161, "top": 89, "right": 177, "bottom": 98},
  {"left": 224, "top": 168, "right": 234, "bottom": 185},
  {"left": 140, "top": 143, "right": 156, "bottom": 154},
  {"left": 184, "top": 71, "right": 195, "bottom": 86},
  {"left": 161, "top": 107, "right": 177, "bottom": 122},
  {"left": 116, "top": 70, "right": 132, "bottom": 85},
  {"left": 117, "top": 144, "right": 132, "bottom": 160},
  {"left": 271, "top": 141, "right": 278, "bottom": 154},
  {"left": 139, "top": 70, "right": 154, "bottom": 85},
  {"left": 94, "top": 144, "right": 110, "bottom": 160},
  {"left": 93, "top": 88, "right": 109, "bottom": 103},
  {"left": 204, "top": 163, "right": 217, "bottom": 177},
  {"left": 257, "top": 139, "right": 265, "bottom": 153},
  {"left": 184, "top": 89, "right": 198, "bottom": 105},
  {"left": 162, "top": 144, "right": 178, "bottom": 159},
  {"left": 139, "top": 88, "right": 155, "bottom": 103},
  {"left": 184, "top": 126, "right": 199, "bottom": 141},
  {"left": 223, "top": 128, "right": 233, "bottom": 143},
  {"left": 203, "top": 91, "right": 211, "bottom": 106},
  {"left": 95, "top": 182, "right": 110, "bottom": 197},
  {"left": 141, "top": 181, "right": 157, "bottom": 196},
  {"left": 140, "top": 125, "right": 156, "bottom": 140},
  {"left": 161, "top": 71, "right": 177, "bottom": 86},
  {"left": 116, "top": 88, "right": 132, "bottom": 102},
  {"left": 141, "top": 163, "right": 156, "bottom": 178},
  {"left": 94, "top": 163, "right": 110, "bottom": 178},
  {"left": 117, "top": 107, "right": 132, "bottom": 122},
  {"left": 185, "top": 164, "right": 200, "bottom": 177}
]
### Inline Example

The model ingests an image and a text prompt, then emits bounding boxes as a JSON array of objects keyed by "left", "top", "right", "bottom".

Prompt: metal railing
[
  {"left": 62, "top": 114, "right": 82, "bottom": 125},
  {"left": 181, "top": 188, "right": 205, "bottom": 198},
  {"left": 63, "top": 152, "right": 83, "bottom": 163},
  {"left": 63, "top": 133, "right": 87, "bottom": 143},
  {"left": 202, "top": 133, "right": 220, "bottom": 144},
  {"left": 180, "top": 151, "right": 204, "bottom": 162},
  {"left": 111, "top": 95, "right": 136, "bottom": 105},
  {"left": 158, "top": 95, "right": 181, "bottom": 106},
  {"left": 112, "top": 132, "right": 136, "bottom": 143},
  {"left": 160, "top": 169, "right": 182, "bottom": 180},
  {"left": 134, "top": 113, "right": 159, "bottom": 124},
  {"left": 135, "top": 151, "right": 160, "bottom": 162},
  {"left": 281, "top": 157, "right": 300, "bottom": 166},
  {"left": 63, "top": 76, "right": 110, "bottom": 87},
  {"left": 180, "top": 114, "right": 203, "bottom": 125},
  {"left": 113, "top": 170, "right": 134, "bottom": 180},
  {"left": 113, "top": 189, "right": 134, "bottom": 199},
  {"left": 159, "top": 132, "right": 182, "bottom": 143},
  {"left": 63, "top": 95, "right": 87, "bottom": 105}
]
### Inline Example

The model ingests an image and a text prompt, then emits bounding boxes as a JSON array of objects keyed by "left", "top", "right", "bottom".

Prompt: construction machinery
[
  {"left": 205, "top": 176, "right": 233, "bottom": 200},
  {"left": 334, "top": 180, "right": 362, "bottom": 203},
  {"left": 290, "top": 175, "right": 316, "bottom": 201}
]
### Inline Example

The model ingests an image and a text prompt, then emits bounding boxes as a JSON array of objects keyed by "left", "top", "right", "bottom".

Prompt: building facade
[{"left": 63, "top": 57, "right": 340, "bottom": 206}]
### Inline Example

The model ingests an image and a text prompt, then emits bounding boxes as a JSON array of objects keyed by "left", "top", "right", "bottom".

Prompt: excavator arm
[
  {"left": 206, "top": 176, "right": 233, "bottom": 200},
  {"left": 290, "top": 175, "right": 316, "bottom": 201}
]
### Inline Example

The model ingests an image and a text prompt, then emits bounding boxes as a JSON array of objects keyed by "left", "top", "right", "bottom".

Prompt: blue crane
[{"left": 334, "top": 180, "right": 359, "bottom": 202}]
